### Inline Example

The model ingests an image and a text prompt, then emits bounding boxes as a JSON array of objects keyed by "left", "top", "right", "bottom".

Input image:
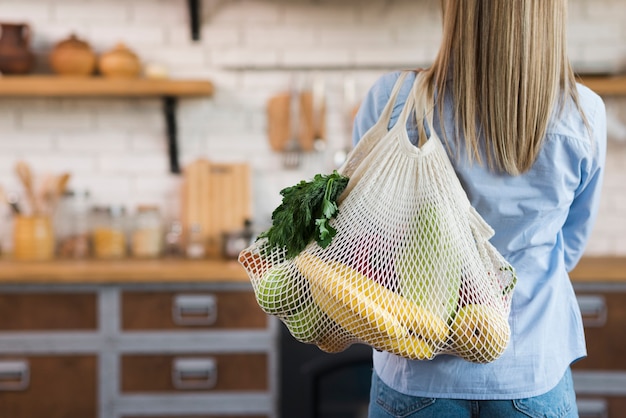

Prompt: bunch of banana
[{"left": 294, "top": 252, "right": 448, "bottom": 360}]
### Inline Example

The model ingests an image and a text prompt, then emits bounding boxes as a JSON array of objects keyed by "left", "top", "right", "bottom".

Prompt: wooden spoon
[{"left": 15, "top": 160, "right": 39, "bottom": 215}]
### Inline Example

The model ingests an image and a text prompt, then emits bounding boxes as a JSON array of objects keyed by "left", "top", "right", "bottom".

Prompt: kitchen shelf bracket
[
  {"left": 163, "top": 96, "right": 181, "bottom": 174},
  {"left": 188, "top": 0, "right": 201, "bottom": 41}
]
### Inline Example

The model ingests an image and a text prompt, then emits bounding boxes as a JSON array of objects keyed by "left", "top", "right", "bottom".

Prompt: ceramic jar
[
  {"left": 49, "top": 33, "right": 97, "bottom": 76},
  {"left": 13, "top": 215, "right": 55, "bottom": 261},
  {"left": 98, "top": 43, "right": 141, "bottom": 78},
  {"left": 0, "top": 22, "right": 35, "bottom": 75}
]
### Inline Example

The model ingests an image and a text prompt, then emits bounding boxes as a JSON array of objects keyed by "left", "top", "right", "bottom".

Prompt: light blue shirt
[{"left": 353, "top": 71, "right": 607, "bottom": 399}]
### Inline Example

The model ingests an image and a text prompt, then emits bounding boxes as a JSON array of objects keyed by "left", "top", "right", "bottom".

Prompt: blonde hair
[{"left": 422, "top": 0, "right": 586, "bottom": 175}]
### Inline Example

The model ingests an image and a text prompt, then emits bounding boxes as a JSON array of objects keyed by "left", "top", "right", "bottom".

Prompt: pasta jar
[
  {"left": 131, "top": 205, "right": 163, "bottom": 258},
  {"left": 91, "top": 205, "right": 127, "bottom": 260}
]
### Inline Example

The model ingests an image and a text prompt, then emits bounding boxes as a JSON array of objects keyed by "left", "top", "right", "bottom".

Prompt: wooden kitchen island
[{"left": 0, "top": 258, "right": 278, "bottom": 418}]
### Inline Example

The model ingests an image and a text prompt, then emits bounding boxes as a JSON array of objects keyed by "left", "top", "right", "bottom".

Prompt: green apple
[
  {"left": 283, "top": 299, "right": 325, "bottom": 343},
  {"left": 255, "top": 264, "right": 306, "bottom": 315},
  {"left": 451, "top": 304, "right": 510, "bottom": 363}
]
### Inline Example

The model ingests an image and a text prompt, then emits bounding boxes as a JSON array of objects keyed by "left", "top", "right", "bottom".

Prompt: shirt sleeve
[{"left": 562, "top": 97, "right": 607, "bottom": 272}]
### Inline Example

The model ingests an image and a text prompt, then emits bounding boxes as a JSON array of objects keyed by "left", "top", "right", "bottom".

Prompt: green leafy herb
[{"left": 258, "top": 170, "right": 349, "bottom": 259}]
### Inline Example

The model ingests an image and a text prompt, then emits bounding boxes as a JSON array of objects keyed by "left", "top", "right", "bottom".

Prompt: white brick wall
[{"left": 1, "top": 0, "right": 625, "bottom": 255}]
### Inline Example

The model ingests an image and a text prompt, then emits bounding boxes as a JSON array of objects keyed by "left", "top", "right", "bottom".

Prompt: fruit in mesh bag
[
  {"left": 295, "top": 252, "right": 443, "bottom": 359},
  {"left": 255, "top": 263, "right": 308, "bottom": 315},
  {"left": 283, "top": 296, "right": 326, "bottom": 343},
  {"left": 397, "top": 204, "right": 462, "bottom": 322},
  {"left": 450, "top": 304, "right": 510, "bottom": 363}
]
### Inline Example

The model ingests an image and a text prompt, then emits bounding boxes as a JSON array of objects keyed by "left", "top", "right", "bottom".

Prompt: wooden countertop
[
  {"left": 0, "top": 258, "right": 249, "bottom": 284},
  {"left": 0, "top": 256, "right": 623, "bottom": 285}
]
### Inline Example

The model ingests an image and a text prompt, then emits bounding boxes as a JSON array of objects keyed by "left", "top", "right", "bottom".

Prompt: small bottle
[
  {"left": 131, "top": 205, "right": 163, "bottom": 259},
  {"left": 186, "top": 223, "right": 206, "bottom": 259},
  {"left": 164, "top": 220, "right": 184, "bottom": 258},
  {"left": 56, "top": 189, "right": 91, "bottom": 259}
]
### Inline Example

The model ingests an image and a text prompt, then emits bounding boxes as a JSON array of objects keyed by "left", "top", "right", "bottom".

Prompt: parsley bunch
[{"left": 259, "top": 170, "right": 349, "bottom": 259}]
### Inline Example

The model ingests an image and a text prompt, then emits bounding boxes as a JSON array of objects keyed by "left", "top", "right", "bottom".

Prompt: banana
[
  {"left": 377, "top": 334, "right": 435, "bottom": 360},
  {"left": 295, "top": 252, "right": 408, "bottom": 342},
  {"left": 325, "top": 259, "right": 449, "bottom": 345}
]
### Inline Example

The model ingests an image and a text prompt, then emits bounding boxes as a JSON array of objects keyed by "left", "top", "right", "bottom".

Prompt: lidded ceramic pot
[
  {"left": 98, "top": 42, "right": 141, "bottom": 78},
  {"left": 49, "top": 33, "right": 97, "bottom": 76},
  {"left": 0, "top": 22, "right": 35, "bottom": 74}
]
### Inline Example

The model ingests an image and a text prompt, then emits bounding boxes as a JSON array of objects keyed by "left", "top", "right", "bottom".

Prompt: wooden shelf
[
  {"left": 578, "top": 75, "right": 626, "bottom": 96},
  {"left": 0, "top": 76, "right": 214, "bottom": 97}
]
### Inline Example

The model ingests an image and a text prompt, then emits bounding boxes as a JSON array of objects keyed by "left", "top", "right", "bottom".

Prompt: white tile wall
[{"left": 0, "top": 0, "right": 625, "bottom": 255}]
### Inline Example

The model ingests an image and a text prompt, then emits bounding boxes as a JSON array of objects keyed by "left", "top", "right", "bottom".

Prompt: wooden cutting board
[
  {"left": 182, "top": 160, "right": 252, "bottom": 258},
  {"left": 266, "top": 90, "right": 325, "bottom": 152}
]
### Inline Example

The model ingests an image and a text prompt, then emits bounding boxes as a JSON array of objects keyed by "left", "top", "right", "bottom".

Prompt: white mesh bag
[{"left": 240, "top": 71, "right": 517, "bottom": 363}]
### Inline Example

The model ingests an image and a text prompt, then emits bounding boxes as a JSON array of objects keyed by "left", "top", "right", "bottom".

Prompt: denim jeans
[{"left": 368, "top": 368, "right": 579, "bottom": 418}]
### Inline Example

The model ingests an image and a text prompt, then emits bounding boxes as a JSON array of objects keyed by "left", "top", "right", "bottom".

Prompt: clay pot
[
  {"left": 0, "top": 22, "right": 35, "bottom": 75},
  {"left": 49, "top": 33, "right": 97, "bottom": 76},
  {"left": 98, "top": 43, "right": 141, "bottom": 78}
]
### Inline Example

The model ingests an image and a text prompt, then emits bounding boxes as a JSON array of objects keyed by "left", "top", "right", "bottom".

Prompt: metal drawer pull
[
  {"left": 172, "top": 358, "right": 217, "bottom": 390},
  {"left": 172, "top": 294, "right": 217, "bottom": 326},
  {"left": 577, "top": 295, "right": 607, "bottom": 327},
  {"left": 577, "top": 398, "right": 608, "bottom": 418},
  {"left": 0, "top": 359, "right": 30, "bottom": 391}
]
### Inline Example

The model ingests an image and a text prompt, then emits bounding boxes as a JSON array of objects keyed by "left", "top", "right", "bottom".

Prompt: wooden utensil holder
[{"left": 12, "top": 215, "right": 54, "bottom": 261}]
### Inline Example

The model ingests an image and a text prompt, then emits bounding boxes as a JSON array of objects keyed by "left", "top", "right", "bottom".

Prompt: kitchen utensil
[
  {"left": 181, "top": 160, "right": 252, "bottom": 259},
  {"left": 267, "top": 92, "right": 291, "bottom": 152},
  {"left": 0, "top": 22, "right": 34, "bottom": 74},
  {"left": 283, "top": 84, "right": 302, "bottom": 169},
  {"left": 98, "top": 42, "right": 141, "bottom": 78},
  {"left": 49, "top": 33, "right": 96, "bottom": 76},
  {"left": 312, "top": 76, "right": 327, "bottom": 152},
  {"left": 0, "top": 184, "right": 20, "bottom": 214},
  {"left": 15, "top": 160, "right": 39, "bottom": 215}
]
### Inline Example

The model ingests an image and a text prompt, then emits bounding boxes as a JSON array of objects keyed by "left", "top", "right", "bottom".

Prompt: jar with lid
[
  {"left": 131, "top": 205, "right": 164, "bottom": 258},
  {"left": 55, "top": 189, "right": 91, "bottom": 259},
  {"left": 91, "top": 205, "right": 127, "bottom": 259}
]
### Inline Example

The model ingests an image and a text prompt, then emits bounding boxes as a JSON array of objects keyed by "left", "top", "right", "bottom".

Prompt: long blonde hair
[{"left": 422, "top": 0, "right": 586, "bottom": 175}]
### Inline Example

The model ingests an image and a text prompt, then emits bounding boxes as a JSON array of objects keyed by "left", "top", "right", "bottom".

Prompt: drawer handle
[
  {"left": 172, "top": 357, "right": 217, "bottom": 390},
  {"left": 577, "top": 295, "right": 607, "bottom": 327},
  {"left": 577, "top": 398, "right": 608, "bottom": 418},
  {"left": 172, "top": 294, "right": 217, "bottom": 326},
  {"left": 0, "top": 359, "right": 30, "bottom": 391}
]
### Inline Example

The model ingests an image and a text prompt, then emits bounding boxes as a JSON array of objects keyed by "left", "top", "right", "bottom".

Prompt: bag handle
[
  {"left": 392, "top": 71, "right": 436, "bottom": 149},
  {"left": 368, "top": 71, "right": 411, "bottom": 134}
]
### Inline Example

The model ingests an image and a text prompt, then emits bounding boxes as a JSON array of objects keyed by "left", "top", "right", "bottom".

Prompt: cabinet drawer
[
  {"left": 121, "top": 290, "right": 267, "bottom": 330},
  {"left": 0, "top": 292, "right": 97, "bottom": 331},
  {"left": 121, "top": 353, "right": 268, "bottom": 393},
  {"left": 578, "top": 396, "right": 626, "bottom": 418},
  {"left": 0, "top": 355, "right": 97, "bottom": 418},
  {"left": 574, "top": 292, "right": 626, "bottom": 370}
]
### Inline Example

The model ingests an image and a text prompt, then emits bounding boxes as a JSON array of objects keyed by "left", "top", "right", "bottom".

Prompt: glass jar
[
  {"left": 131, "top": 205, "right": 164, "bottom": 258},
  {"left": 91, "top": 205, "right": 127, "bottom": 260},
  {"left": 55, "top": 189, "right": 91, "bottom": 259}
]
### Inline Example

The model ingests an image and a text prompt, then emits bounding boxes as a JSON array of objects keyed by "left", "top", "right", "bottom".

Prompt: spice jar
[
  {"left": 55, "top": 189, "right": 91, "bottom": 259},
  {"left": 131, "top": 205, "right": 163, "bottom": 258},
  {"left": 91, "top": 205, "right": 127, "bottom": 259}
]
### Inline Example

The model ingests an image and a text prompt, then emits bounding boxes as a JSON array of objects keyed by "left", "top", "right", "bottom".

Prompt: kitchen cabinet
[
  {"left": 570, "top": 258, "right": 626, "bottom": 418},
  {"left": 0, "top": 260, "right": 279, "bottom": 418}
]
